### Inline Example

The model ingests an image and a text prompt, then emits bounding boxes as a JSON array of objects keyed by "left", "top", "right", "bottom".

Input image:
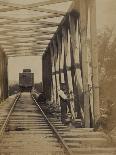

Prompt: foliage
[{"left": 97, "top": 27, "right": 116, "bottom": 107}]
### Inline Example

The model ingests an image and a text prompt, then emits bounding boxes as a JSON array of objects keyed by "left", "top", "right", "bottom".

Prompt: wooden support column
[
  {"left": 50, "top": 43, "right": 57, "bottom": 104},
  {"left": 49, "top": 45, "right": 54, "bottom": 102},
  {"left": 1, "top": 54, "right": 4, "bottom": 100},
  {"left": 43, "top": 51, "right": 52, "bottom": 100},
  {"left": 57, "top": 33, "right": 62, "bottom": 85},
  {"left": 90, "top": 0, "right": 100, "bottom": 124},
  {"left": 53, "top": 40, "right": 59, "bottom": 104},
  {"left": 62, "top": 27, "right": 69, "bottom": 90},
  {"left": 69, "top": 13, "right": 84, "bottom": 120},
  {"left": 60, "top": 29, "right": 65, "bottom": 84},
  {"left": 4, "top": 55, "right": 8, "bottom": 99},
  {"left": 0, "top": 50, "right": 2, "bottom": 101},
  {"left": 79, "top": 0, "right": 90, "bottom": 127}
]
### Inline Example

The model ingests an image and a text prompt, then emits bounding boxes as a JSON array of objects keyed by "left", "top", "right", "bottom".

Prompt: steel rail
[
  {"left": 31, "top": 94, "right": 73, "bottom": 155},
  {"left": 0, "top": 93, "right": 21, "bottom": 137}
]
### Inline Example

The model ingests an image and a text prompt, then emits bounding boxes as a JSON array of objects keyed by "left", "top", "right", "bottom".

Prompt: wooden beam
[
  {"left": 0, "top": 36, "right": 51, "bottom": 40},
  {"left": 0, "top": 7, "right": 65, "bottom": 16},
  {"left": 0, "top": 13, "right": 63, "bottom": 23},
  {"left": 0, "top": 21, "right": 59, "bottom": 26},
  {"left": 79, "top": 0, "right": 90, "bottom": 127},
  {"left": 27, "top": 0, "right": 72, "bottom": 7},
  {"left": 7, "top": 53, "right": 43, "bottom": 57},
  {"left": 90, "top": 0, "right": 100, "bottom": 124},
  {"left": 0, "top": 1, "right": 23, "bottom": 8},
  {"left": 0, "top": 33, "right": 53, "bottom": 39},
  {"left": 0, "top": 41, "right": 49, "bottom": 45},
  {"left": 0, "top": 26, "right": 57, "bottom": 32},
  {"left": 0, "top": 30, "right": 54, "bottom": 35}
]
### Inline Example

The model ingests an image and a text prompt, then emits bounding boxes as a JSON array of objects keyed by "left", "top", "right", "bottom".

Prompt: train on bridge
[{"left": 19, "top": 69, "right": 34, "bottom": 92}]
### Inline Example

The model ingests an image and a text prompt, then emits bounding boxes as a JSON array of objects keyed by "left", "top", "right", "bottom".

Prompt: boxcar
[{"left": 19, "top": 69, "right": 34, "bottom": 92}]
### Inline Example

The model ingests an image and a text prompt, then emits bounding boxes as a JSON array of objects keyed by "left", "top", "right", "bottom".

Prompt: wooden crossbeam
[
  {"left": 0, "top": 32, "right": 53, "bottom": 38},
  {"left": 6, "top": 51, "right": 44, "bottom": 55},
  {"left": 7, "top": 52, "right": 43, "bottom": 56},
  {"left": 0, "top": 29, "right": 55, "bottom": 35},
  {"left": 26, "top": 0, "right": 72, "bottom": 7},
  {"left": 3, "top": 45, "right": 47, "bottom": 49},
  {"left": 0, "top": 13, "right": 63, "bottom": 22},
  {"left": 0, "top": 6, "right": 65, "bottom": 16},
  {"left": 6, "top": 53, "right": 44, "bottom": 57},
  {"left": 4, "top": 47, "right": 45, "bottom": 51},
  {"left": 0, "top": 20, "right": 59, "bottom": 26},
  {"left": 7, "top": 53, "right": 43, "bottom": 57},
  {"left": 25, "top": 7, "right": 65, "bottom": 15},
  {"left": 0, "top": 36, "right": 51, "bottom": 41},
  {"left": 0, "top": 1, "right": 23, "bottom": 8},
  {"left": 0, "top": 40, "right": 49, "bottom": 46},
  {"left": 0, "top": 25, "right": 58, "bottom": 31},
  {"left": 0, "top": 0, "right": 72, "bottom": 11}
]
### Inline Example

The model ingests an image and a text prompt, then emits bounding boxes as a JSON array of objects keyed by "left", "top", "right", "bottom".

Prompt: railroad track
[
  {"left": 0, "top": 92, "right": 72, "bottom": 155},
  {"left": 0, "top": 92, "right": 116, "bottom": 155}
]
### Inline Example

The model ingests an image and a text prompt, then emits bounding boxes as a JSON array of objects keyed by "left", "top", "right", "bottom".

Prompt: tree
[{"left": 97, "top": 28, "right": 116, "bottom": 107}]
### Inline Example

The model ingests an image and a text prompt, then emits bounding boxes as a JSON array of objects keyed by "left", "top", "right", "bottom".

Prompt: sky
[{"left": 8, "top": 0, "right": 116, "bottom": 84}]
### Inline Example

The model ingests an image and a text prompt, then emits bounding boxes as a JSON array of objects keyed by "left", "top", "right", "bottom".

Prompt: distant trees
[
  {"left": 9, "top": 83, "right": 19, "bottom": 96},
  {"left": 97, "top": 28, "right": 116, "bottom": 104},
  {"left": 34, "top": 82, "right": 43, "bottom": 92},
  {"left": 9, "top": 82, "right": 43, "bottom": 96}
]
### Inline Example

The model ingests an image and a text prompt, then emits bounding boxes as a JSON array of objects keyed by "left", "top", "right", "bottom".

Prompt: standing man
[{"left": 58, "top": 83, "right": 71, "bottom": 124}]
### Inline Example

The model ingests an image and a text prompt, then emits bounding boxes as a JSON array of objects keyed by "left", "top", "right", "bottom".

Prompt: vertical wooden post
[
  {"left": 1, "top": 54, "right": 4, "bottom": 100},
  {"left": 90, "top": 0, "right": 100, "bottom": 124},
  {"left": 60, "top": 29, "right": 65, "bottom": 84},
  {"left": 6, "top": 56, "right": 8, "bottom": 98},
  {"left": 4, "top": 55, "right": 8, "bottom": 99},
  {"left": 50, "top": 43, "right": 57, "bottom": 104},
  {"left": 53, "top": 40, "right": 58, "bottom": 104},
  {"left": 0, "top": 50, "right": 2, "bottom": 101},
  {"left": 79, "top": 0, "right": 90, "bottom": 127},
  {"left": 69, "top": 14, "right": 84, "bottom": 119},
  {"left": 57, "top": 33, "right": 62, "bottom": 85},
  {"left": 62, "top": 27, "right": 69, "bottom": 90},
  {"left": 49, "top": 44, "right": 55, "bottom": 103}
]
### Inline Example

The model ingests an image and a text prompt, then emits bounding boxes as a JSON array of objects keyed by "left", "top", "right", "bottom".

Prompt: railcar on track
[{"left": 19, "top": 69, "right": 34, "bottom": 92}]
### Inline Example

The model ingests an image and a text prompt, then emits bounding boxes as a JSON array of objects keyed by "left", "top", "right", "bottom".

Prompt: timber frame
[{"left": 42, "top": 0, "right": 100, "bottom": 127}]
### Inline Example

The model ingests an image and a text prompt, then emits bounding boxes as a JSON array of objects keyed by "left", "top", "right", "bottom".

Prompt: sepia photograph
[{"left": 0, "top": 0, "right": 116, "bottom": 154}]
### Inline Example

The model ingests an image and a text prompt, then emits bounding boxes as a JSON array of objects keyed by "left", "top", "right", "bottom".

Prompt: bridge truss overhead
[{"left": 0, "top": 0, "right": 72, "bottom": 57}]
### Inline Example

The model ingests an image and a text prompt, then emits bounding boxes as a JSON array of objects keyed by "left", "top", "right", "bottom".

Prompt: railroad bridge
[
  {"left": 0, "top": 0, "right": 99, "bottom": 128},
  {"left": 0, "top": 1, "right": 115, "bottom": 155}
]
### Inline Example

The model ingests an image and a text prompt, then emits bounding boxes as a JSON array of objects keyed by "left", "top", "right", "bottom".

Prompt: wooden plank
[
  {"left": 56, "top": 34, "right": 62, "bottom": 84},
  {"left": 0, "top": 7, "right": 65, "bottom": 16},
  {"left": 27, "top": 0, "right": 72, "bottom": 7},
  {"left": 0, "top": 1, "right": 23, "bottom": 8},
  {"left": 79, "top": 0, "right": 90, "bottom": 127},
  {"left": 50, "top": 44, "right": 57, "bottom": 103},
  {"left": 69, "top": 14, "right": 84, "bottom": 119},
  {"left": 24, "top": 8, "right": 66, "bottom": 16},
  {"left": 0, "top": 21, "right": 59, "bottom": 26},
  {"left": 90, "top": 0, "right": 100, "bottom": 124},
  {"left": 0, "top": 31, "right": 54, "bottom": 36},
  {"left": 0, "top": 36, "right": 51, "bottom": 41},
  {"left": 0, "top": 13, "right": 63, "bottom": 23},
  {"left": 0, "top": 34, "right": 52, "bottom": 39},
  {"left": 7, "top": 53, "right": 43, "bottom": 57},
  {"left": 0, "top": 27, "right": 57, "bottom": 32},
  {"left": 53, "top": 40, "right": 59, "bottom": 103}
]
